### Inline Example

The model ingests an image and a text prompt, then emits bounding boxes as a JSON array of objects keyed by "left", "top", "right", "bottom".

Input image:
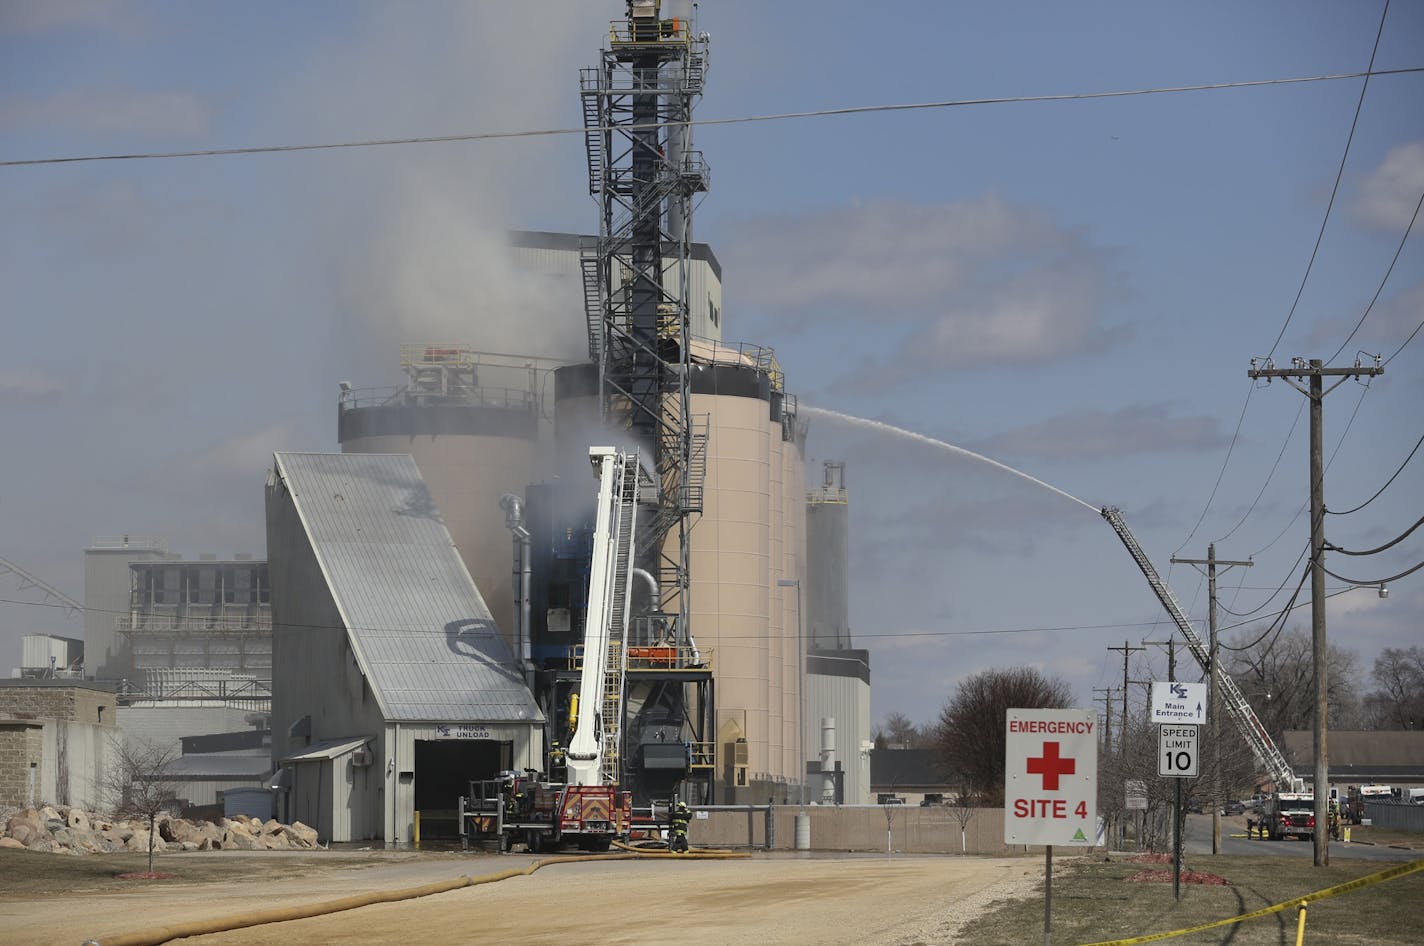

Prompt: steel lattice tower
[{"left": 580, "top": 5, "right": 709, "bottom": 645}]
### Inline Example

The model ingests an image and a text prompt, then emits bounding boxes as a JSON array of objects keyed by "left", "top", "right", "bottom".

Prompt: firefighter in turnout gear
[{"left": 669, "top": 800, "right": 691, "bottom": 853}]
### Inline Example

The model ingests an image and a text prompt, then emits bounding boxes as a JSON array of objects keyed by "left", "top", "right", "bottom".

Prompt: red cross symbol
[{"left": 1027, "top": 741, "right": 1076, "bottom": 790}]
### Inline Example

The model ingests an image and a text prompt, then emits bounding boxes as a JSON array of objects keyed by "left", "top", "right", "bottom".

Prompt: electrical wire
[
  {"left": 1219, "top": 561, "right": 1311, "bottom": 652},
  {"left": 1322, "top": 558, "right": 1424, "bottom": 585},
  {"left": 1327, "top": 188, "right": 1424, "bottom": 364},
  {"left": 1265, "top": 0, "right": 1392, "bottom": 360},
  {"left": 5, "top": 67, "right": 1424, "bottom": 168},
  {"left": 1213, "top": 399, "right": 1304, "bottom": 544},
  {"left": 0, "top": 595, "right": 1166, "bottom": 641},
  {"left": 1384, "top": 316, "right": 1424, "bottom": 365},
  {"left": 1176, "top": 382, "right": 1254, "bottom": 554},
  {"left": 1326, "top": 513, "right": 1424, "bottom": 556},
  {"left": 1219, "top": 539, "right": 1311, "bottom": 618},
  {"left": 1328, "top": 431, "right": 1424, "bottom": 515},
  {"left": 1217, "top": 583, "right": 1361, "bottom": 637}
]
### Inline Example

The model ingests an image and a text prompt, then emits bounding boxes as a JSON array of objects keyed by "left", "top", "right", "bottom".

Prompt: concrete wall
[{"left": 688, "top": 805, "right": 1017, "bottom": 854}]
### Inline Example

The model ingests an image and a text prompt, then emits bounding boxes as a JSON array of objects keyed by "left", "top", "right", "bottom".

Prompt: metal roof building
[{"left": 266, "top": 452, "right": 543, "bottom": 844}]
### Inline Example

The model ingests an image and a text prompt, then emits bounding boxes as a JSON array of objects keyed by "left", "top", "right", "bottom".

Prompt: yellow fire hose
[{"left": 84, "top": 846, "right": 749, "bottom": 946}]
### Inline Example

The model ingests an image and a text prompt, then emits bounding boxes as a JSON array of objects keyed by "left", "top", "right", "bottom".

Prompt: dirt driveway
[{"left": 12, "top": 853, "right": 1037, "bottom": 946}]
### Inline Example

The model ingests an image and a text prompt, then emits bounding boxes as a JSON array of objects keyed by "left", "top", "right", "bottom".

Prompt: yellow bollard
[
  {"left": 1294, "top": 901, "right": 1308, "bottom": 946},
  {"left": 1343, "top": 826, "right": 1351, "bottom": 843},
  {"left": 414, "top": 810, "right": 421, "bottom": 848}
]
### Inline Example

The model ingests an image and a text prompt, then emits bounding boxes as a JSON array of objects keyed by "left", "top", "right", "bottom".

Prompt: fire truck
[
  {"left": 459, "top": 448, "right": 646, "bottom": 853},
  {"left": 1266, "top": 792, "right": 1316, "bottom": 840}
]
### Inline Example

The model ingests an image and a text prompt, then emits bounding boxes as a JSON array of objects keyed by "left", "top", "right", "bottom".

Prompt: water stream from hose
[{"left": 803, "top": 405, "right": 1099, "bottom": 513}]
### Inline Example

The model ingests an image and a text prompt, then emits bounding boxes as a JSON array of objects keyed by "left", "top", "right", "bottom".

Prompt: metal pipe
[
  {"left": 820, "top": 717, "right": 836, "bottom": 804},
  {"left": 500, "top": 494, "right": 533, "bottom": 685}
]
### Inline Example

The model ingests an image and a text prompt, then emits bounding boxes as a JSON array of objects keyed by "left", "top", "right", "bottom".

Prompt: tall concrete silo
[
  {"left": 338, "top": 346, "right": 553, "bottom": 651},
  {"left": 806, "top": 462, "right": 851, "bottom": 650}
]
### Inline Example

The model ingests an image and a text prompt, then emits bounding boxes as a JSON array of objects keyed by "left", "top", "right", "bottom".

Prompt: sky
[{"left": 2, "top": 1, "right": 1422, "bottom": 734}]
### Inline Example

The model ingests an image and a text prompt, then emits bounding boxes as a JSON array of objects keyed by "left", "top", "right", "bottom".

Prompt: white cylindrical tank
[
  {"left": 821, "top": 716, "right": 836, "bottom": 804},
  {"left": 686, "top": 359, "right": 774, "bottom": 783}
]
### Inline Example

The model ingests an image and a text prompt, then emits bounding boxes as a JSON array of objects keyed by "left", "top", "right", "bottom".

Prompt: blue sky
[{"left": 2, "top": 1, "right": 1421, "bottom": 731}]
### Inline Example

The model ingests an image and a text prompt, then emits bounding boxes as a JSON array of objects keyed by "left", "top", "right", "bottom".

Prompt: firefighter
[
  {"left": 549, "top": 741, "right": 567, "bottom": 782},
  {"left": 669, "top": 799, "right": 691, "bottom": 853}
]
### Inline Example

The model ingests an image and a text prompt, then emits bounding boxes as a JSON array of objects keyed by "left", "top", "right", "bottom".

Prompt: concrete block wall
[
  {"left": 0, "top": 724, "right": 44, "bottom": 808},
  {"left": 691, "top": 805, "right": 1019, "bottom": 854},
  {"left": 0, "top": 685, "right": 117, "bottom": 726}
]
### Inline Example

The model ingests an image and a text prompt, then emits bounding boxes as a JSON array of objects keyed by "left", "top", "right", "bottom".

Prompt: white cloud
[
  {"left": 0, "top": 367, "right": 63, "bottom": 405},
  {"left": 973, "top": 404, "right": 1228, "bottom": 459},
  {"left": 724, "top": 195, "right": 1125, "bottom": 370},
  {"left": 1352, "top": 140, "right": 1424, "bottom": 232},
  {"left": 0, "top": 85, "right": 215, "bottom": 138}
]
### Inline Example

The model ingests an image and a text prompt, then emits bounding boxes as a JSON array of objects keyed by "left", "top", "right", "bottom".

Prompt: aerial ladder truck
[
  {"left": 1101, "top": 506, "right": 1304, "bottom": 794},
  {"left": 460, "top": 447, "right": 646, "bottom": 852}
]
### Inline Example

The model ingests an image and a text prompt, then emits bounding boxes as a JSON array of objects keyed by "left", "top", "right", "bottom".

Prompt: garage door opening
[{"left": 414, "top": 739, "right": 511, "bottom": 839}]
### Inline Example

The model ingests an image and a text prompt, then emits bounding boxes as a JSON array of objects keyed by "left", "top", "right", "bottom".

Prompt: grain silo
[{"left": 337, "top": 346, "right": 556, "bottom": 651}]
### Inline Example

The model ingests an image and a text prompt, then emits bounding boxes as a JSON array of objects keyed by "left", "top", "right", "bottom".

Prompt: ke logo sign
[{"left": 1004, "top": 708, "right": 1098, "bottom": 845}]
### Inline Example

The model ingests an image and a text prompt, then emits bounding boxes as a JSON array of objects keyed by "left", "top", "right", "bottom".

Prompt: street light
[{"left": 777, "top": 578, "right": 804, "bottom": 809}]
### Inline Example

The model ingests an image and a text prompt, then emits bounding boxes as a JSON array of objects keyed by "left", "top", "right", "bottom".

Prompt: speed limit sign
[{"left": 1158, "top": 724, "right": 1199, "bottom": 778}]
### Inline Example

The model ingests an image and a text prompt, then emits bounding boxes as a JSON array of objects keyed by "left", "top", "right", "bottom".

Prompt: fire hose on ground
[{"left": 82, "top": 846, "right": 750, "bottom": 946}]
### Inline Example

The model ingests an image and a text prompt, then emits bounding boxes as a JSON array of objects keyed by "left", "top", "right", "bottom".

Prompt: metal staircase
[
  {"left": 1101, "top": 507, "right": 1300, "bottom": 790},
  {"left": 579, "top": 243, "right": 604, "bottom": 361},
  {"left": 579, "top": 68, "right": 605, "bottom": 195}
]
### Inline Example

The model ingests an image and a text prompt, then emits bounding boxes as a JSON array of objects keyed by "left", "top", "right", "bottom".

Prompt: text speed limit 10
[{"left": 1158, "top": 724, "right": 1199, "bottom": 778}]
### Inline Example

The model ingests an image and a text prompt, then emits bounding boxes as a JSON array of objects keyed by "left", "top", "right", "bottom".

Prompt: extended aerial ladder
[
  {"left": 568, "top": 446, "right": 645, "bottom": 787},
  {"left": 459, "top": 448, "right": 646, "bottom": 854},
  {"left": 1101, "top": 507, "right": 1303, "bottom": 792}
]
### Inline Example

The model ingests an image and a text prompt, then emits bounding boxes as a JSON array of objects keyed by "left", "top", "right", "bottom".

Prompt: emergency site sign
[{"left": 1004, "top": 708, "right": 1098, "bottom": 845}]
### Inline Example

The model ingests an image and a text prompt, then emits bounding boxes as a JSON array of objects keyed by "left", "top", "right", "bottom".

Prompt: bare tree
[
  {"left": 928, "top": 667, "right": 1071, "bottom": 806},
  {"left": 1363, "top": 647, "right": 1424, "bottom": 730},
  {"left": 873, "top": 712, "right": 925, "bottom": 749},
  {"left": 105, "top": 738, "right": 181, "bottom": 873},
  {"left": 949, "top": 798, "right": 975, "bottom": 853},
  {"left": 1224, "top": 627, "right": 1361, "bottom": 739}
]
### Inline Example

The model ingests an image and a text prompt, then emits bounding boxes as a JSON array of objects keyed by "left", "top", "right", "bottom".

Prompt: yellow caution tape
[{"left": 1076, "top": 858, "right": 1424, "bottom": 946}]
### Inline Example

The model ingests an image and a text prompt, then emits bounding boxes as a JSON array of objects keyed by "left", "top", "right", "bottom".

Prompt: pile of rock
[{"left": 0, "top": 805, "right": 319, "bottom": 856}]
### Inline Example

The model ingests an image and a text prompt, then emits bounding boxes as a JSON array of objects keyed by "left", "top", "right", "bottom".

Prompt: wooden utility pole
[
  {"left": 1093, "top": 687, "right": 1116, "bottom": 756},
  {"left": 1108, "top": 641, "right": 1145, "bottom": 744},
  {"left": 1173, "top": 546, "right": 1252, "bottom": 855},
  {"left": 1248, "top": 356, "right": 1384, "bottom": 867}
]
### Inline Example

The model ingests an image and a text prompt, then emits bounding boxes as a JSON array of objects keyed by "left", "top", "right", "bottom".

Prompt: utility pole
[
  {"left": 1142, "top": 638, "right": 1178, "bottom": 683},
  {"left": 1093, "top": 687, "right": 1116, "bottom": 756},
  {"left": 1108, "top": 641, "right": 1145, "bottom": 745},
  {"left": 1249, "top": 355, "right": 1383, "bottom": 866},
  {"left": 1173, "top": 546, "right": 1252, "bottom": 855}
]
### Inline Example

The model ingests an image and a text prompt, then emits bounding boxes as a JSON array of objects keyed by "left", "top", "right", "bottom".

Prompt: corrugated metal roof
[
  {"left": 283, "top": 736, "right": 371, "bottom": 763},
  {"left": 170, "top": 750, "right": 271, "bottom": 779},
  {"left": 272, "top": 452, "right": 542, "bottom": 724}
]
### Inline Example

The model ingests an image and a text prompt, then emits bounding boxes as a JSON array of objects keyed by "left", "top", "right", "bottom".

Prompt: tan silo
[{"left": 338, "top": 346, "right": 545, "bottom": 652}]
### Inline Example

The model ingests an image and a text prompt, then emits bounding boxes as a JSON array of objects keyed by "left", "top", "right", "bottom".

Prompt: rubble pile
[{"left": 0, "top": 805, "right": 319, "bottom": 856}]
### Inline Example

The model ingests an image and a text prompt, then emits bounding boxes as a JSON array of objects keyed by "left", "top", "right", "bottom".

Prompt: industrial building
[{"left": 265, "top": 452, "right": 543, "bottom": 842}]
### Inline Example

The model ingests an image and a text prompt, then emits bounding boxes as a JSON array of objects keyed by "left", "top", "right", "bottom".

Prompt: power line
[
  {"left": 1213, "top": 399, "right": 1304, "bottom": 544},
  {"left": 1327, "top": 188, "right": 1424, "bottom": 364},
  {"left": 1265, "top": 0, "right": 1392, "bottom": 360},
  {"left": 5, "top": 67, "right": 1424, "bottom": 168},
  {"left": 0, "top": 595, "right": 1164, "bottom": 641},
  {"left": 1327, "top": 430, "right": 1424, "bottom": 515},
  {"left": 1326, "top": 514, "right": 1424, "bottom": 556},
  {"left": 1176, "top": 381, "right": 1255, "bottom": 554},
  {"left": 1321, "top": 558, "right": 1424, "bottom": 585},
  {"left": 1384, "top": 317, "right": 1424, "bottom": 365}
]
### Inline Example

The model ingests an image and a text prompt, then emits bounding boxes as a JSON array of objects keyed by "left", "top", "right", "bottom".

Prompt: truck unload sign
[{"left": 1004, "top": 708, "right": 1098, "bottom": 845}]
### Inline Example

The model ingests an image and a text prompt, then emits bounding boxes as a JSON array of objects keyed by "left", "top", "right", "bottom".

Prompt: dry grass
[{"left": 959, "top": 853, "right": 1424, "bottom": 946}]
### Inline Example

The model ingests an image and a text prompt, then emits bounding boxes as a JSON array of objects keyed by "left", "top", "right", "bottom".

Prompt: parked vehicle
[{"left": 1224, "top": 800, "right": 1245, "bottom": 816}]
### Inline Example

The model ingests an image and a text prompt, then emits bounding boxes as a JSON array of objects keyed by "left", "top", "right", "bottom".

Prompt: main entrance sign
[{"left": 1004, "top": 708, "right": 1098, "bottom": 845}]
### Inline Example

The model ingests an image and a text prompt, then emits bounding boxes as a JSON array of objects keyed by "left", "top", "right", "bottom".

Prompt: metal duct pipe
[
  {"left": 820, "top": 717, "right": 836, "bottom": 804},
  {"left": 500, "top": 493, "right": 533, "bottom": 686}
]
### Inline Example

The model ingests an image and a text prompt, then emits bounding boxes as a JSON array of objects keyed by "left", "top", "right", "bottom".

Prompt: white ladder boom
[{"left": 1100, "top": 506, "right": 1300, "bottom": 791}]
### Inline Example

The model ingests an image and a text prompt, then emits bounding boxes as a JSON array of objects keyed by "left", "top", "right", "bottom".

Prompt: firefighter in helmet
[{"left": 669, "top": 799, "right": 691, "bottom": 853}]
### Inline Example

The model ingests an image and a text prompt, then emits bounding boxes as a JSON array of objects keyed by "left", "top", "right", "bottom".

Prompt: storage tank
[
  {"left": 806, "top": 462, "right": 850, "bottom": 650},
  {"left": 778, "top": 395, "right": 808, "bottom": 787},
  {"left": 338, "top": 347, "right": 546, "bottom": 651}
]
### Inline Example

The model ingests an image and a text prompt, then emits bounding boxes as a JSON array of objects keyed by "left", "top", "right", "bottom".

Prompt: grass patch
[{"left": 960, "top": 854, "right": 1424, "bottom": 946}]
